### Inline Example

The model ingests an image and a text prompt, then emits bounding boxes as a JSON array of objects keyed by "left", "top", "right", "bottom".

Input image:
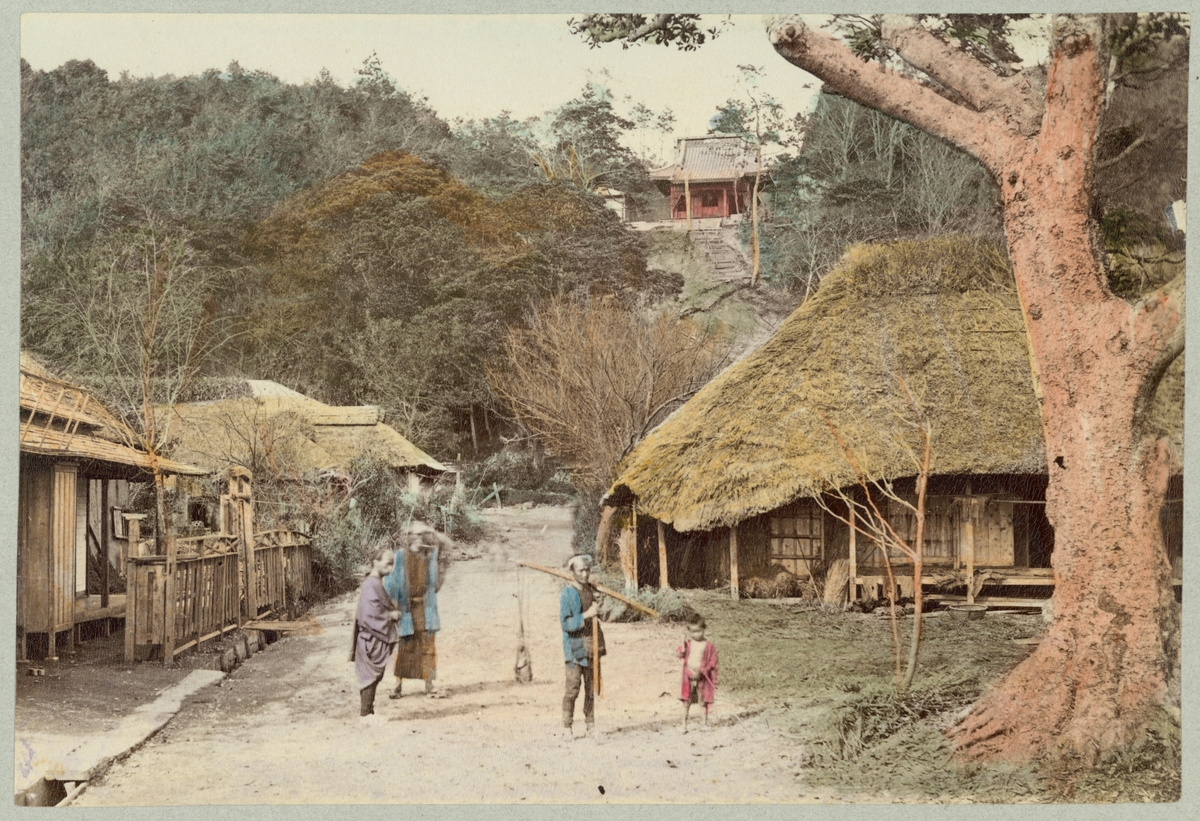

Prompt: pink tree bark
[{"left": 769, "top": 14, "right": 1184, "bottom": 764}]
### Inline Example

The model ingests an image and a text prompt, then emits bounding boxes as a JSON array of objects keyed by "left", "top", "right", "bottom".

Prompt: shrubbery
[
  {"left": 461, "top": 450, "right": 576, "bottom": 507},
  {"left": 310, "top": 457, "right": 484, "bottom": 593}
]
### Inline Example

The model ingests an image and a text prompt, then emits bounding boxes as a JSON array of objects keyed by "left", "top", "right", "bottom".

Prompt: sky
[{"left": 21, "top": 13, "right": 835, "bottom": 163}]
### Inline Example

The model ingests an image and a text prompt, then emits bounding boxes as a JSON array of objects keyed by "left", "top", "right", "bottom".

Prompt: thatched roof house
[
  {"left": 604, "top": 238, "right": 1183, "bottom": 602},
  {"left": 20, "top": 351, "right": 205, "bottom": 478},
  {"left": 19, "top": 351, "right": 206, "bottom": 656},
  {"left": 163, "top": 380, "right": 449, "bottom": 479}
]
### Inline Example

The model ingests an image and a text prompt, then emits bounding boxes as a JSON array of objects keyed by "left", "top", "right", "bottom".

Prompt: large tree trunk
[
  {"left": 947, "top": 27, "right": 1182, "bottom": 764},
  {"left": 949, "top": 165, "right": 1180, "bottom": 763},
  {"left": 769, "top": 14, "right": 1185, "bottom": 765}
]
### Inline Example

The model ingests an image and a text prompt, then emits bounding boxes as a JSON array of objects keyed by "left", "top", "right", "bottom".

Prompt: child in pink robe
[{"left": 677, "top": 613, "right": 718, "bottom": 733}]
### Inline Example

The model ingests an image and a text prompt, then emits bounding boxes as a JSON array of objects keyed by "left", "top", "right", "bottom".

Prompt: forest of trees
[
  {"left": 22, "top": 41, "right": 1183, "bottom": 468},
  {"left": 20, "top": 56, "right": 684, "bottom": 458}
]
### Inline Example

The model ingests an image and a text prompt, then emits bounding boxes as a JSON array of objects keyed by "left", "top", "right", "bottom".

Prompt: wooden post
[
  {"left": 123, "top": 514, "right": 142, "bottom": 664},
  {"left": 631, "top": 506, "right": 639, "bottom": 593},
  {"left": 848, "top": 505, "right": 857, "bottom": 603},
  {"left": 657, "top": 520, "right": 670, "bottom": 590},
  {"left": 965, "top": 499, "right": 977, "bottom": 605},
  {"left": 729, "top": 524, "right": 740, "bottom": 600},
  {"left": 162, "top": 511, "right": 177, "bottom": 664},
  {"left": 100, "top": 480, "right": 110, "bottom": 609},
  {"left": 596, "top": 506, "right": 615, "bottom": 565},
  {"left": 193, "top": 559, "right": 202, "bottom": 649},
  {"left": 242, "top": 500, "right": 257, "bottom": 619}
]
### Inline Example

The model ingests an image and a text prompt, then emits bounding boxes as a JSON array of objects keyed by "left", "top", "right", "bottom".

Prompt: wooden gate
[{"left": 123, "top": 468, "right": 313, "bottom": 663}]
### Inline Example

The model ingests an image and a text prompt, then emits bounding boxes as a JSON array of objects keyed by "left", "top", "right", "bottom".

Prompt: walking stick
[{"left": 592, "top": 614, "right": 602, "bottom": 698}]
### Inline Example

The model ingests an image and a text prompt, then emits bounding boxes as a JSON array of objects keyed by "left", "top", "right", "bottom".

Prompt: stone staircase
[{"left": 691, "top": 227, "right": 751, "bottom": 284}]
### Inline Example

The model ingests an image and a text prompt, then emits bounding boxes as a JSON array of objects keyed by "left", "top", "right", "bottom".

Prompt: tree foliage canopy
[{"left": 20, "top": 55, "right": 680, "bottom": 458}]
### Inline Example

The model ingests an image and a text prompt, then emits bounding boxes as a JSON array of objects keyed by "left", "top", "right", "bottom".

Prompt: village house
[
  {"left": 593, "top": 186, "right": 628, "bottom": 222},
  {"left": 603, "top": 238, "right": 1184, "bottom": 607},
  {"left": 163, "top": 380, "right": 451, "bottom": 530},
  {"left": 17, "top": 352, "right": 207, "bottom": 660},
  {"left": 650, "top": 135, "right": 769, "bottom": 223}
]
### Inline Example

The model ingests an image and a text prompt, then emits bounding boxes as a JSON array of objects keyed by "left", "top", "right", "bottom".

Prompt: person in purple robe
[{"left": 350, "top": 544, "right": 401, "bottom": 719}]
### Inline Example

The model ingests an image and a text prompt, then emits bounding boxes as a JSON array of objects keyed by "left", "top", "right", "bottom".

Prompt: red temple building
[{"left": 650, "top": 136, "right": 766, "bottom": 222}]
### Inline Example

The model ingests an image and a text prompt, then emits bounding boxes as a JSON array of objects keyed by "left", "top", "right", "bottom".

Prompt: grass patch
[
  {"left": 643, "top": 230, "right": 760, "bottom": 340},
  {"left": 692, "top": 592, "right": 1050, "bottom": 800},
  {"left": 591, "top": 568, "right": 696, "bottom": 623}
]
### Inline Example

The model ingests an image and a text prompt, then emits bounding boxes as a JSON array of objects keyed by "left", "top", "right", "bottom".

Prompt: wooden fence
[{"left": 125, "top": 530, "right": 312, "bottom": 663}]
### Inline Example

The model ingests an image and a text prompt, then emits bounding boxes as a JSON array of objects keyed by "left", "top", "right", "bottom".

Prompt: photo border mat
[{"left": 0, "top": 1, "right": 1195, "bottom": 819}]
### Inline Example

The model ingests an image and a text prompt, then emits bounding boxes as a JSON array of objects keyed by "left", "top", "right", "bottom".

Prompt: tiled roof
[{"left": 650, "top": 136, "right": 759, "bottom": 183}]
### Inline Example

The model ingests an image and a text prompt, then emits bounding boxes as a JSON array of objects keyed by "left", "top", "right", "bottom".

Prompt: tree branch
[
  {"left": 768, "top": 16, "right": 1018, "bottom": 171},
  {"left": 579, "top": 14, "right": 674, "bottom": 46},
  {"left": 880, "top": 15, "right": 1042, "bottom": 137},
  {"left": 1132, "top": 269, "right": 1185, "bottom": 411},
  {"left": 1095, "top": 129, "right": 1159, "bottom": 171}
]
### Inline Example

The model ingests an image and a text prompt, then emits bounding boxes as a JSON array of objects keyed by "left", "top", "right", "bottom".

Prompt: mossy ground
[{"left": 678, "top": 591, "right": 1179, "bottom": 802}]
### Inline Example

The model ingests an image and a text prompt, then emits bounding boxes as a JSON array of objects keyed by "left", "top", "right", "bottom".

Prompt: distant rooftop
[{"left": 650, "top": 136, "right": 761, "bottom": 184}]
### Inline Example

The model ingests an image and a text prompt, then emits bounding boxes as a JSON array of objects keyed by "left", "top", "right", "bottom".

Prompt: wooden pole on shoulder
[{"left": 515, "top": 561, "right": 659, "bottom": 619}]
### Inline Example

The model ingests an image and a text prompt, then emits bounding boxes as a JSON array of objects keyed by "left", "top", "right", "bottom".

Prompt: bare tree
[
  {"left": 488, "top": 296, "right": 732, "bottom": 492},
  {"left": 814, "top": 379, "right": 932, "bottom": 693},
  {"left": 25, "top": 225, "right": 229, "bottom": 552}
]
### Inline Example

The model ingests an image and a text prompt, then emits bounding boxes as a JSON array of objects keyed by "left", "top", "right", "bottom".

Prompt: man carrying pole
[{"left": 559, "top": 554, "right": 605, "bottom": 742}]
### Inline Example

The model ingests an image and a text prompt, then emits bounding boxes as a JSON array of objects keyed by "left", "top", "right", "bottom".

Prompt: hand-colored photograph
[{"left": 13, "top": 11, "right": 1187, "bottom": 806}]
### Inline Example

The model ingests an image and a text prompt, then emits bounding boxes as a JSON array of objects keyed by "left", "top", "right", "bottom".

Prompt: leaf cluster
[{"left": 568, "top": 14, "right": 723, "bottom": 52}]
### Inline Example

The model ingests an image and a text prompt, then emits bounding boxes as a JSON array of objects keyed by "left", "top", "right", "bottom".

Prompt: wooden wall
[
  {"left": 18, "top": 458, "right": 79, "bottom": 635},
  {"left": 974, "top": 501, "right": 1015, "bottom": 565},
  {"left": 646, "top": 477, "right": 1053, "bottom": 591},
  {"left": 18, "top": 457, "right": 53, "bottom": 633}
]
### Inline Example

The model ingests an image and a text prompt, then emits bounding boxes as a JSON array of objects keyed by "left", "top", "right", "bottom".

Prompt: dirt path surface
[{"left": 77, "top": 506, "right": 811, "bottom": 804}]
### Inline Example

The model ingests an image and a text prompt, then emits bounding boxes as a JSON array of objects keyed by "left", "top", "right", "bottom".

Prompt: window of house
[
  {"left": 770, "top": 505, "right": 823, "bottom": 575},
  {"left": 701, "top": 191, "right": 719, "bottom": 207}
]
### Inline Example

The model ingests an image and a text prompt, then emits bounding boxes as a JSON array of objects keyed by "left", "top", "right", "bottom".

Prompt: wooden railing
[
  {"left": 172, "top": 548, "right": 242, "bottom": 655},
  {"left": 252, "top": 530, "right": 313, "bottom": 618},
  {"left": 124, "top": 529, "right": 312, "bottom": 662}
]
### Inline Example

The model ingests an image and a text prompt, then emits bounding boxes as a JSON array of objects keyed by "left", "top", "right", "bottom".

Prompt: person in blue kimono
[
  {"left": 383, "top": 521, "right": 450, "bottom": 699},
  {"left": 559, "top": 554, "right": 606, "bottom": 741}
]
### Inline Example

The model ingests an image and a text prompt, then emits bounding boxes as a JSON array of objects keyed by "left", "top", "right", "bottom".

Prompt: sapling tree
[
  {"left": 814, "top": 378, "right": 932, "bottom": 693},
  {"left": 709, "top": 64, "right": 788, "bottom": 285}
]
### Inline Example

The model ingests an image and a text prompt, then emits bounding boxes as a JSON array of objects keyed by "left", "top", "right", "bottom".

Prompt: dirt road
[{"left": 78, "top": 506, "right": 811, "bottom": 805}]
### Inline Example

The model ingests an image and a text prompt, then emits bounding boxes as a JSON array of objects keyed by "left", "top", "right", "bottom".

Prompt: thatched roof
[
  {"left": 162, "top": 382, "right": 448, "bottom": 477},
  {"left": 608, "top": 237, "right": 1184, "bottom": 532},
  {"left": 20, "top": 351, "right": 207, "bottom": 476}
]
